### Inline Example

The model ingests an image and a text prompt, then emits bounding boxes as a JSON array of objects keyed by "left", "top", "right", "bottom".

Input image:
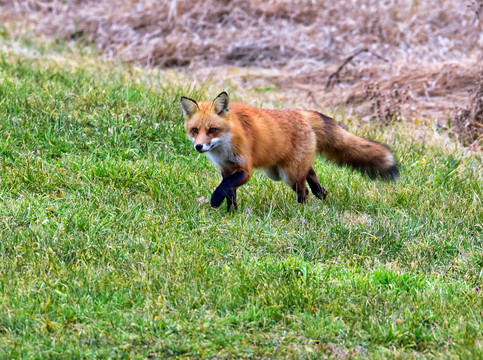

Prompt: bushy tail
[{"left": 312, "top": 112, "right": 399, "bottom": 180}]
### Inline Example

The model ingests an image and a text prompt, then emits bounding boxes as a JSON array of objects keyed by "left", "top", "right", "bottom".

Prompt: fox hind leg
[
  {"left": 281, "top": 170, "right": 309, "bottom": 204},
  {"left": 292, "top": 179, "right": 309, "bottom": 203},
  {"left": 306, "top": 167, "right": 327, "bottom": 200},
  {"left": 281, "top": 166, "right": 310, "bottom": 204}
]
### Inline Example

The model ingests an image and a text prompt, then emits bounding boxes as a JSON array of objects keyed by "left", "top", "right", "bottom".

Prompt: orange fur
[{"left": 181, "top": 92, "right": 398, "bottom": 210}]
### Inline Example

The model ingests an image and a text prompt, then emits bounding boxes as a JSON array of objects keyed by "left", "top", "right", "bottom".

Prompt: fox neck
[{"left": 205, "top": 135, "right": 242, "bottom": 168}]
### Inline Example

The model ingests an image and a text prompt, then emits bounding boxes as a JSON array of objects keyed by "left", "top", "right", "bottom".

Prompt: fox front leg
[
  {"left": 210, "top": 170, "right": 249, "bottom": 210},
  {"left": 221, "top": 171, "right": 238, "bottom": 212},
  {"left": 225, "top": 188, "right": 237, "bottom": 211},
  {"left": 221, "top": 171, "right": 238, "bottom": 211}
]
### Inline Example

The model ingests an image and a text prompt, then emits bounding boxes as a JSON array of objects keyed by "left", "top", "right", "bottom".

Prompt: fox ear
[
  {"left": 180, "top": 96, "right": 199, "bottom": 118},
  {"left": 212, "top": 92, "right": 230, "bottom": 116}
]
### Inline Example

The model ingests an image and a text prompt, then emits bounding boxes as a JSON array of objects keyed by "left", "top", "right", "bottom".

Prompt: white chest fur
[{"left": 206, "top": 136, "right": 242, "bottom": 168}]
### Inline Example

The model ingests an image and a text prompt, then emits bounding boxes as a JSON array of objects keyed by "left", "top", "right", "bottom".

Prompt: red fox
[{"left": 180, "top": 92, "right": 398, "bottom": 211}]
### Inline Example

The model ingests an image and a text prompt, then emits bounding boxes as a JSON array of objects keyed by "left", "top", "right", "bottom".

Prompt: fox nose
[{"left": 195, "top": 144, "right": 203, "bottom": 152}]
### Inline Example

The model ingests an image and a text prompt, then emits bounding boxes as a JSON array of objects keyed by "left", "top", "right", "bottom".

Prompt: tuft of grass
[{"left": 0, "top": 39, "right": 482, "bottom": 359}]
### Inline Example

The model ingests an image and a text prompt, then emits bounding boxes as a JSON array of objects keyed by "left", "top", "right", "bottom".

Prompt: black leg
[
  {"left": 226, "top": 188, "right": 237, "bottom": 211},
  {"left": 210, "top": 170, "right": 247, "bottom": 209},
  {"left": 306, "top": 167, "right": 327, "bottom": 200},
  {"left": 292, "top": 180, "right": 309, "bottom": 203}
]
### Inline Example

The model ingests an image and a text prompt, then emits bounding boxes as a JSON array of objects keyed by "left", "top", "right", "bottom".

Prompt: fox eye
[
  {"left": 191, "top": 127, "right": 198, "bottom": 134},
  {"left": 208, "top": 127, "right": 218, "bottom": 134}
]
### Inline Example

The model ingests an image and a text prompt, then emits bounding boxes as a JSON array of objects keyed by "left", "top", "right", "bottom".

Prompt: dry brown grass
[
  {"left": 1, "top": 0, "right": 482, "bottom": 144},
  {"left": 454, "top": 68, "right": 483, "bottom": 148}
]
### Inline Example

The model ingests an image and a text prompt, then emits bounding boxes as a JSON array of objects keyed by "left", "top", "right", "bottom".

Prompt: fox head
[{"left": 180, "top": 92, "right": 231, "bottom": 153}]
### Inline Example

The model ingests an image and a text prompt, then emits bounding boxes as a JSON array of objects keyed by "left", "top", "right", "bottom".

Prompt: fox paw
[
  {"left": 316, "top": 186, "right": 327, "bottom": 200},
  {"left": 309, "top": 183, "right": 327, "bottom": 200},
  {"left": 210, "top": 188, "right": 226, "bottom": 208}
]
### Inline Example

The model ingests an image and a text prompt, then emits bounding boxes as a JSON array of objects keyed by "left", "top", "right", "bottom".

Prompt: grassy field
[{"left": 0, "top": 38, "right": 482, "bottom": 359}]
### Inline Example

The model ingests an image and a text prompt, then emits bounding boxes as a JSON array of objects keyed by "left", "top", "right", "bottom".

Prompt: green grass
[{"left": 0, "top": 38, "right": 482, "bottom": 359}]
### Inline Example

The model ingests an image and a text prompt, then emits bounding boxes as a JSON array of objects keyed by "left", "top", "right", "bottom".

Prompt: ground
[{"left": 0, "top": 3, "right": 482, "bottom": 359}]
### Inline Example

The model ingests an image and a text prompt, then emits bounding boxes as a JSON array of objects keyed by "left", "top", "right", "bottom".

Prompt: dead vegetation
[
  {"left": 1, "top": 0, "right": 482, "bottom": 146},
  {"left": 454, "top": 69, "right": 483, "bottom": 148},
  {"left": 364, "top": 83, "right": 409, "bottom": 125}
]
